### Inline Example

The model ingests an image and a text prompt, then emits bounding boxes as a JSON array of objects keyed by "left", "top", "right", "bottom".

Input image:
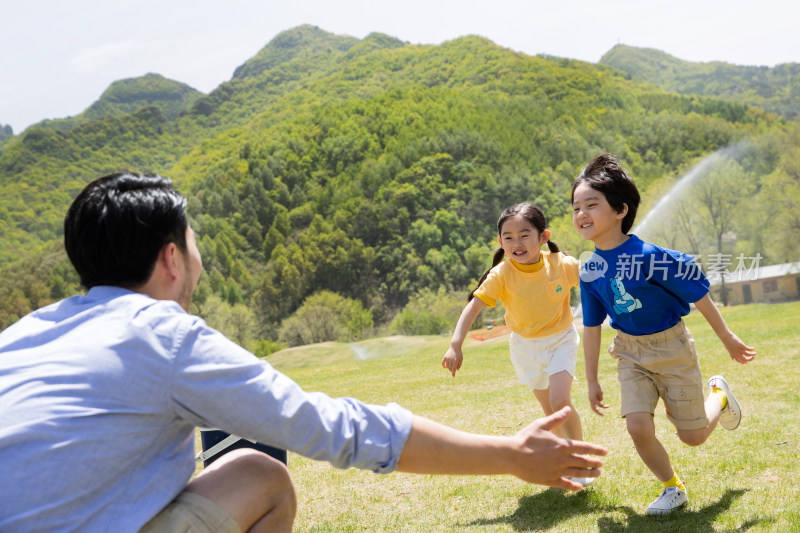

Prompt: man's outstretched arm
[{"left": 397, "top": 406, "right": 607, "bottom": 491}]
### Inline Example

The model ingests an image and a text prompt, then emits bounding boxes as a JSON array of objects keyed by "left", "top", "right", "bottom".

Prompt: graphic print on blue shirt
[{"left": 609, "top": 276, "right": 642, "bottom": 315}]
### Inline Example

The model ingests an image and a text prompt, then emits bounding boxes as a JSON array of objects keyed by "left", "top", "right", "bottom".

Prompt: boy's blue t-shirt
[{"left": 579, "top": 235, "right": 710, "bottom": 335}]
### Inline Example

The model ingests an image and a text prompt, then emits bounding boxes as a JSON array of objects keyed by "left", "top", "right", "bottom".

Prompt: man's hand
[
  {"left": 512, "top": 407, "right": 607, "bottom": 491},
  {"left": 397, "top": 409, "right": 606, "bottom": 491}
]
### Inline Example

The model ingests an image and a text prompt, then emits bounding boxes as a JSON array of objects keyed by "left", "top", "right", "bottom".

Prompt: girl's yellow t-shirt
[{"left": 472, "top": 250, "right": 580, "bottom": 338}]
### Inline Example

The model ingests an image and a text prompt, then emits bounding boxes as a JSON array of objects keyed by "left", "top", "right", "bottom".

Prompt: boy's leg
[
  {"left": 625, "top": 412, "right": 676, "bottom": 482},
  {"left": 676, "top": 374, "right": 741, "bottom": 444},
  {"left": 615, "top": 341, "right": 674, "bottom": 480},
  {"left": 627, "top": 413, "right": 691, "bottom": 515},
  {"left": 185, "top": 448, "right": 297, "bottom": 533},
  {"left": 646, "top": 323, "right": 718, "bottom": 446},
  {"left": 675, "top": 387, "right": 723, "bottom": 446},
  {"left": 708, "top": 375, "right": 742, "bottom": 430}
]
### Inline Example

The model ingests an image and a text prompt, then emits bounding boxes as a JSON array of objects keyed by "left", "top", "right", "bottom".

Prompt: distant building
[{"left": 710, "top": 261, "right": 800, "bottom": 305}]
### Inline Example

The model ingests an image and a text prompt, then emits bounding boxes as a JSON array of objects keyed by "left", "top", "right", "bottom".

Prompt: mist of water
[
  {"left": 348, "top": 343, "right": 371, "bottom": 360},
  {"left": 632, "top": 143, "right": 746, "bottom": 239}
]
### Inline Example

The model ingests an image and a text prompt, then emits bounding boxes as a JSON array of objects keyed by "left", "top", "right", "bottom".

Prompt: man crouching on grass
[{"left": 0, "top": 172, "right": 607, "bottom": 532}]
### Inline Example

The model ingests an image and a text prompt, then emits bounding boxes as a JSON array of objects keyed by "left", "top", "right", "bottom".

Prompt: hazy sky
[{"left": 2, "top": 0, "right": 798, "bottom": 133}]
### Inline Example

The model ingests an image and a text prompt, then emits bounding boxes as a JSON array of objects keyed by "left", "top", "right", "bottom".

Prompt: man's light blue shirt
[{"left": 0, "top": 287, "right": 412, "bottom": 532}]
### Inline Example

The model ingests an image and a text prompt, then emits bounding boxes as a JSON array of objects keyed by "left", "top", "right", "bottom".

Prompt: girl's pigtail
[
  {"left": 468, "top": 248, "right": 505, "bottom": 301},
  {"left": 546, "top": 240, "right": 560, "bottom": 253}
]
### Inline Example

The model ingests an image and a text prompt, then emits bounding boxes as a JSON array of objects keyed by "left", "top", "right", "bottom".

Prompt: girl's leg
[
  {"left": 548, "top": 370, "right": 582, "bottom": 441},
  {"left": 626, "top": 412, "right": 675, "bottom": 482},
  {"left": 533, "top": 388, "right": 565, "bottom": 438},
  {"left": 545, "top": 370, "right": 593, "bottom": 487}
]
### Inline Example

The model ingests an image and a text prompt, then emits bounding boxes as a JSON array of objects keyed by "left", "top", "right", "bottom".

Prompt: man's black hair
[{"left": 64, "top": 173, "right": 188, "bottom": 289}]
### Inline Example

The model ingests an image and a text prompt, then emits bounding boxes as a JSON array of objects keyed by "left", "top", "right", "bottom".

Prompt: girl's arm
[
  {"left": 442, "top": 297, "right": 486, "bottom": 377},
  {"left": 582, "top": 325, "right": 609, "bottom": 415},
  {"left": 693, "top": 293, "right": 756, "bottom": 364}
]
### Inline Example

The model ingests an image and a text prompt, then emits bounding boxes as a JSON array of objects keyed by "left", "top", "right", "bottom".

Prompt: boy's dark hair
[
  {"left": 468, "top": 203, "right": 559, "bottom": 301},
  {"left": 571, "top": 153, "right": 641, "bottom": 234},
  {"left": 64, "top": 173, "right": 188, "bottom": 289}
]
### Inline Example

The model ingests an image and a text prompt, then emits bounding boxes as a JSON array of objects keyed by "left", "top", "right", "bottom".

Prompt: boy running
[{"left": 571, "top": 153, "right": 755, "bottom": 515}]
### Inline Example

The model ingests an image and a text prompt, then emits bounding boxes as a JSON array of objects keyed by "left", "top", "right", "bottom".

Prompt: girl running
[{"left": 442, "top": 203, "right": 591, "bottom": 488}]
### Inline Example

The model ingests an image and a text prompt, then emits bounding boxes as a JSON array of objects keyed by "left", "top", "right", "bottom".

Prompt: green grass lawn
[{"left": 264, "top": 301, "right": 800, "bottom": 532}]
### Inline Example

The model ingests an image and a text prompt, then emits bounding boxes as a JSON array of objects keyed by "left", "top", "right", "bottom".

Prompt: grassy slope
[{"left": 264, "top": 301, "right": 799, "bottom": 532}]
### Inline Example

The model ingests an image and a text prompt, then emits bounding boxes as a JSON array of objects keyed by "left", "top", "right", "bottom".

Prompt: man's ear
[{"left": 161, "top": 242, "right": 182, "bottom": 281}]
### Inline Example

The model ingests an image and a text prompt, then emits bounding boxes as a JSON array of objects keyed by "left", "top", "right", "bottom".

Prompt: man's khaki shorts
[
  {"left": 610, "top": 321, "right": 709, "bottom": 430},
  {"left": 140, "top": 491, "right": 240, "bottom": 533}
]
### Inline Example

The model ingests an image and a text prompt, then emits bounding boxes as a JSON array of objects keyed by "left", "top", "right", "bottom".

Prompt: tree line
[{"left": 1, "top": 25, "right": 798, "bottom": 352}]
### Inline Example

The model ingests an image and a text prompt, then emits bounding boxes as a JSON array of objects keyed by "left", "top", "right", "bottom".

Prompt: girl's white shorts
[{"left": 508, "top": 324, "right": 580, "bottom": 390}]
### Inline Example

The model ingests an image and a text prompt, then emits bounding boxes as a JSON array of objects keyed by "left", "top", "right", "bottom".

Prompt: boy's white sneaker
[
  {"left": 646, "top": 486, "right": 688, "bottom": 515},
  {"left": 708, "top": 375, "right": 741, "bottom": 430}
]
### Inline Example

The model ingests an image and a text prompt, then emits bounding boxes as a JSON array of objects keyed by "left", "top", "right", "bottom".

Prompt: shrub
[
  {"left": 390, "top": 287, "right": 464, "bottom": 335},
  {"left": 279, "top": 290, "right": 373, "bottom": 346}
]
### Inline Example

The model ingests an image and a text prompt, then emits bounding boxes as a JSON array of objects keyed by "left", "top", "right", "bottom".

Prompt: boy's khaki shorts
[
  {"left": 140, "top": 491, "right": 240, "bottom": 533},
  {"left": 610, "top": 321, "right": 709, "bottom": 430}
]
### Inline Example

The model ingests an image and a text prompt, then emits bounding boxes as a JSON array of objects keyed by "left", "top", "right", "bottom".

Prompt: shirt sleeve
[
  {"left": 562, "top": 254, "right": 581, "bottom": 288},
  {"left": 169, "top": 317, "right": 413, "bottom": 474},
  {"left": 580, "top": 280, "right": 608, "bottom": 328},
  {"left": 645, "top": 248, "right": 710, "bottom": 304},
  {"left": 472, "top": 267, "right": 502, "bottom": 307}
]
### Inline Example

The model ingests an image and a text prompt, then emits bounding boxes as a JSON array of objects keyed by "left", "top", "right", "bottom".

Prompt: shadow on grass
[
  {"left": 467, "top": 488, "right": 613, "bottom": 531},
  {"left": 468, "top": 488, "right": 768, "bottom": 532},
  {"left": 597, "top": 489, "right": 770, "bottom": 533}
]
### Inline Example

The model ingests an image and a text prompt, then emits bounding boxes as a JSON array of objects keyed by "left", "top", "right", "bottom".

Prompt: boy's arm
[
  {"left": 582, "top": 325, "right": 609, "bottom": 415},
  {"left": 694, "top": 293, "right": 756, "bottom": 364},
  {"left": 442, "top": 297, "right": 485, "bottom": 376},
  {"left": 397, "top": 407, "right": 607, "bottom": 491}
]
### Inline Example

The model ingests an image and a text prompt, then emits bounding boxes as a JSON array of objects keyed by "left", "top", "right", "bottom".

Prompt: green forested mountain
[
  {"left": 9, "top": 74, "right": 204, "bottom": 136},
  {"left": 232, "top": 25, "right": 362, "bottom": 79},
  {"left": 1, "top": 25, "right": 798, "bottom": 347},
  {"left": 600, "top": 44, "right": 800, "bottom": 120},
  {"left": 82, "top": 73, "right": 204, "bottom": 122}
]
